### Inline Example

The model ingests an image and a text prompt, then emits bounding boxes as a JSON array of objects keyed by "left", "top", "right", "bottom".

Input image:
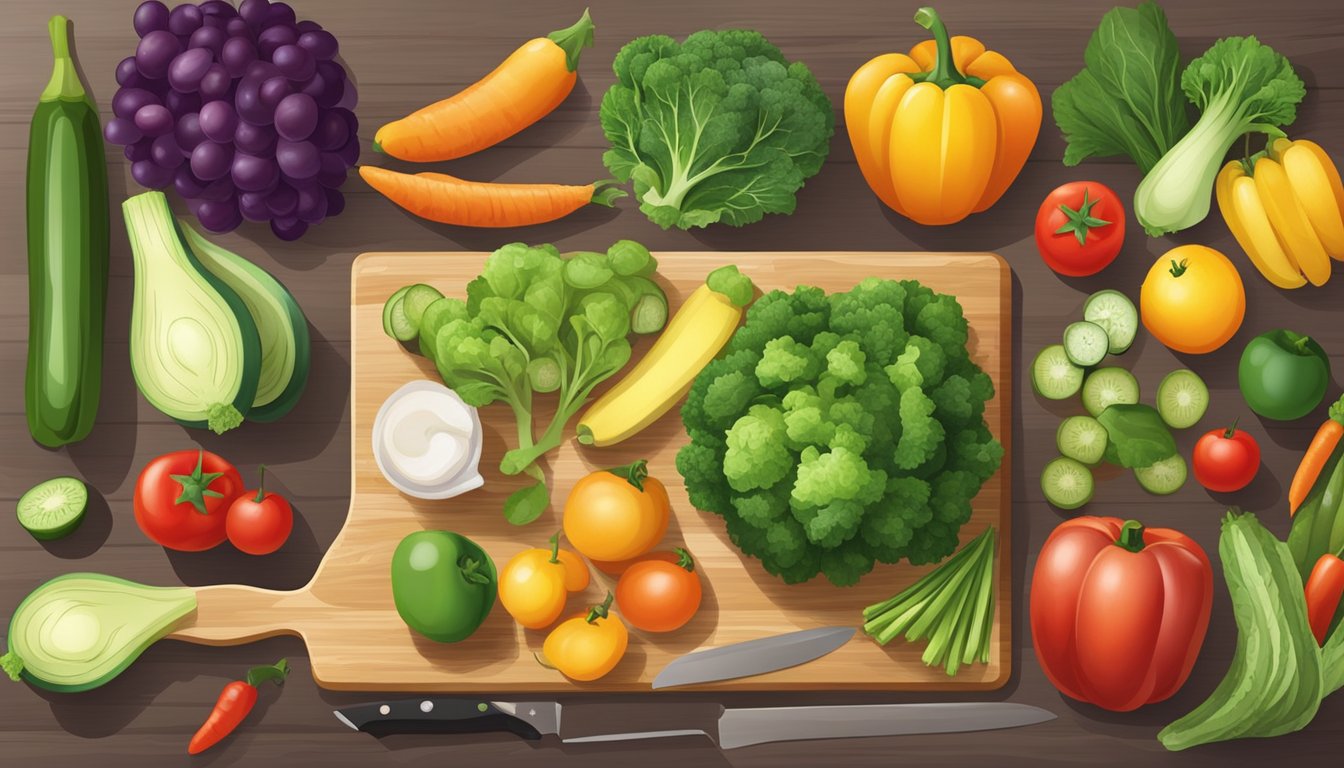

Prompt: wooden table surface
[{"left": 3, "top": 0, "right": 1343, "bottom": 765}]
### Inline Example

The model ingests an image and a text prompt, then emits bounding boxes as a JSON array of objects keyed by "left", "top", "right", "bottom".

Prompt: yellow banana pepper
[
  {"left": 844, "top": 7, "right": 1041, "bottom": 226},
  {"left": 1217, "top": 137, "right": 1344, "bottom": 289}
]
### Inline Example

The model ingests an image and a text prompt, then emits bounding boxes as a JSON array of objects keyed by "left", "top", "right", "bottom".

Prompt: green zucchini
[
  {"left": 180, "top": 222, "right": 311, "bottom": 422},
  {"left": 25, "top": 16, "right": 108, "bottom": 448},
  {"left": 123, "top": 191, "right": 260, "bottom": 434}
]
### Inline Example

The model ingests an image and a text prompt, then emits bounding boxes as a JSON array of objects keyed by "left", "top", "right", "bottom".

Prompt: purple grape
[
  {"left": 265, "top": 183, "right": 298, "bottom": 217},
  {"left": 116, "top": 56, "right": 142, "bottom": 86},
  {"left": 310, "top": 110, "right": 349, "bottom": 151},
  {"left": 175, "top": 111, "right": 205, "bottom": 151},
  {"left": 132, "top": 159, "right": 176, "bottom": 189},
  {"left": 231, "top": 152, "right": 279, "bottom": 192},
  {"left": 201, "top": 0, "right": 237, "bottom": 17},
  {"left": 295, "top": 20, "right": 322, "bottom": 34},
  {"left": 197, "top": 198, "right": 242, "bottom": 233},
  {"left": 336, "top": 134, "right": 360, "bottom": 167},
  {"left": 200, "top": 176, "right": 236, "bottom": 202},
  {"left": 168, "top": 48, "right": 213, "bottom": 93},
  {"left": 316, "top": 151, "right": 347, "bottom": 187},
  {"left": 299, "top": 73, "right": 325, "bottom": 99},
  {"left": 202, "top": 14, "right": 226, "bottom": 30},
  {"left": 274, "top": 93, "right": 317, "bottom": 141},
  {"left": 150, "top": 133, "right": 183, "bottom": 167},
  {"left": 136, "top": 30, "right": 182, "bottom": 79},
  {"left": 220, "top": 36, "right": 257, "bottom": 77},
  {"left": 272, "top": 44, "right": 315, "bottom": 82},
  {"left": 189, "top": 25, "right": 227, "bottom": 55},
  {"left": 191, "top": 140, "right": 234, "bottom": 181},
  {"left": 175, "top": 165, "right": 208, "bottom": 198},
  {"left": 113, "top": 88, "right": 158, "bottom": 120},
  {"left": 234, "top": 121, "right": 278, "bottom": 155},
  {"left": 276, "top": 139, "right": 319, "bottom": 179},
  {"left": 266, "top": 3, "right": 297, "bottom": 28},
  {"left": 168, "top": 4, "right": 203, "bottom": 36},
  {"left": 239, "top": 191, "right": 270, "bottom": 222},
  {"left": 271, "top": 217, "right": 308, "bottom": 241},
  {"left": 125, "top": 141, "right": 151, "bottom": 162},
  {"left": 134, "top": 104, "right": 174, "bottom": 137},
  {"left": 199, "top": 100, "right": 239, "bottom": 143},
  {"left": 235, "top": 81, "right": 271, "bottom": 126},
  {"left": 239, "top": 0, "right": 271, "bottom": 28},
  {"left": 199, "top": 64, "right": 232, "bottom": 100},
  {"left": 226, "top": 17, "right": 251, "bottom": 37},
  {"left": 259, "top": 76, "right": 293, "bottom": 111},
  {"left": 297, "top": 30, "right": 338, "bottom": 61},
  {"left": 164, "top": 89, "right": 202, "bottom": 116},
  {"left": 298, "top": 185, "right": 328, "bottom": 223},
  {"left": 257, "top": 26, "right": 296, "bottom": 59},
  {"left": 242, "top": 60, "right": 281, "bottom": 84},
  {"left": 313, "top": 74, "right": 344, "bottom": 109},
  {"left": 105, "top": 116, "right": 144, "bottom": 145},
  {"left": 325, "top": 188, "right": 346, "bottom": 218},
  {"left": 133, "top": 1, "right": 170, "bottom": 37},
  {"left": 316, "top": 60, "right": 346, "bottom": 86}
]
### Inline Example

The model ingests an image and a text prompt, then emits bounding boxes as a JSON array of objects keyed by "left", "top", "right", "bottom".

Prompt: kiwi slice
[
  {"left": 17, "top": 477, "right": 88, "bottom": 540},
  {"left": 1157, "top": 369, "right": 1209, "bottom": 429}
]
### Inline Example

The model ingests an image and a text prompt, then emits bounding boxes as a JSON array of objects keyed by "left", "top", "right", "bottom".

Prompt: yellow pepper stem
[{"left": 911, "top": 7, "right": 985, "bottom": 89}]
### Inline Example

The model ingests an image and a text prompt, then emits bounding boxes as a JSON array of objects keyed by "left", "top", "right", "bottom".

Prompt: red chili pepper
[
  {"left": 187, "top": 659, "right": 289, "bottom": 755},
  {"left": 1305, "top": 554, "right": 1344, "bottom": 646}
]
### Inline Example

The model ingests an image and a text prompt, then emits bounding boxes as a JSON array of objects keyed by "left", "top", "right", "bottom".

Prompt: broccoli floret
[
  {"left": 893, "top": 387, "right": 945, "bottom": 470},
  {"left": 820, "top": 548, "right": 876, "bottom": 587},
  {"left": 790, "top": 446, "right": 885, "bottom": 548},
  {"left": 930, "top": 374, "right": 973, "bottom": 425},
  {"left": 825, "top": 339, "right": 868, "bottom": 385},
  {"left": 826, "top": 397, "right": 874, "bottom": 437},
  {"left": 829, "top": 279, "right": 909, "bottom": 366},
  {"left": 949, "top": 424, "right": 1005, "bottom": 483},
  {"left": 732, "top": 488, "right": 791, "bottom": 530},
  {"left": 676, "top": 441, "right": 730, "bottom": 514},
  {"left": 784, "top": 405, "right": 834, "bottom": 448},
  {"left": 915, "top": 294, "right": 969, "bottom": 356},
  {"left": 860, "top": 476, "right": 932, "bottom": 563},
  {"left": 782, "top": 385, "right": 822, "bottom": 413},
  {"left": 756, "top": 336, "right": 817, "bottom": 388},
  {"left": 703, "top": 370, "right": 761, "bottom": 423},
  {"left": 723, "top": 405, "right": 793, "bottom": 491},
  {"left": 829, "top": 423, "right": 869, "bottom": 455}
]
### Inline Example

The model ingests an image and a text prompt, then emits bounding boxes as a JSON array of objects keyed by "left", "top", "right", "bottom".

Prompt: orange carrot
[
  {"left": 360, "top": 166, "right": 623, "bottom": 227},
  {"left": 1290, "top": 395, "right": 1344, "bottom": 515},
  {"left": 373, "top": 10, "right": 594, "bottom": 162}
]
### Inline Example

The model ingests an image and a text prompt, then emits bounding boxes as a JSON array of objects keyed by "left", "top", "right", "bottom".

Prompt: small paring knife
[{"left": 334, "top": 699, "right": 1056, "bottom": 749}]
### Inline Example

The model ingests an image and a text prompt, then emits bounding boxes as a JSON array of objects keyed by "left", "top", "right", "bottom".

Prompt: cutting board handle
[{"left": 167, "top": 583, "right": 322, "bottom": 646}]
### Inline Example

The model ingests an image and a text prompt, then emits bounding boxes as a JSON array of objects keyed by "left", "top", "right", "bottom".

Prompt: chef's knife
[
  {"left": 334, "top": 700, "right": 1054, "bottom": 749},
  {"left": 652, "top": 625, "right": 855, "bottom": 689}
]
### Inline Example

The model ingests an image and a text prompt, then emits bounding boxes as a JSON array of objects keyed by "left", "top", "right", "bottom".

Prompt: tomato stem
[
  {"left": 605, "top": 459, "right": 649, "bottom": 492},
  {"left": 674, "top": 547, "right": 695, "bottom": 573},
  {"left": 548, "top": 532, "right": 561, "bottom": 564},
  {"left": 170, "top": 450, "right": 227, "bottom": 515},
  {"left": 1223, "top": 418, "right": 1240, "bottom": 440},
  {"left": 253, "top": 465, "right": 268, "bottom": 504},
  {"left": 243, "top": 658, "right": 289, "bottom": 688},
  {"left": 1114, "top": 520, "right": 1147, "bottom": 553},
  {"left": 1168, "top": 259, "right": 1189, "bottom": 278},
  {"left": 585, "top": 591, "right": 614, "bottom": 624},
  {"left": 1053, "top": 188, "right": 1112, "bottom": 247}
]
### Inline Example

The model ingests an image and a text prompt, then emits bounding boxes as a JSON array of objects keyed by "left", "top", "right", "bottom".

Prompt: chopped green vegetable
[
  {"left": 862, "top": 527, "right": 997, "bottom": 676},
  {"left": 1099, "top": 403, "right": 1177, "bottom": 469},
  {"left": 1135, "top": 35, "right": 1304, "bottom": 236},
  {"left": 677, "top": 278, "right": 1002, "bottom": 586},
  {"left": 600, "top": 29, "right": 834, "bottom": 230},
  {"left": 1053, "top": 2, "right": 1190, "bottom": 174}
]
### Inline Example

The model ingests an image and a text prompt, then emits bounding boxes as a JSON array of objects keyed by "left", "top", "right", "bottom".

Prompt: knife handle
[{"left": 338, "top": 698, "right": 544, "bottom": 740}]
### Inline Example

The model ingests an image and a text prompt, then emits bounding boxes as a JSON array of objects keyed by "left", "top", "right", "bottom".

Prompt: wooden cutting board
[{"left": 166, "top": 251, "right": 1012, "bottom": 692}]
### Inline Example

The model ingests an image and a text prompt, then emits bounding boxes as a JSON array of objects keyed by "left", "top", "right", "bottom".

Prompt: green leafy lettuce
[{"left": 600, "top": 29, "right": 834, "bottom": 230}]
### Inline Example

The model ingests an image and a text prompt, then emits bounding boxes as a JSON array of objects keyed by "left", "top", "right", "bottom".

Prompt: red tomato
[
  {"left": 1034, "top": 181, "right": 1126, "bottom": 277},
  {"left": 615, "top": 548, "right": 702, "bottom": 632},
  {"left": 134, "top": 450, "right": 243, "bottom": 551},
  {"left": 226, "top": 466, "right": 294, "bottom": 556},
  {"left": 1030, "top": 517, "right": 1212, "bottom": 712},
  {"left": 1192, "top": 423, "right": 1261, "bottom": 492}
]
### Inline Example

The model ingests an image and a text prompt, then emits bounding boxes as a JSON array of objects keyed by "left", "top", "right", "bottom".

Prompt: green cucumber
[
  {"left": 1082, "top": 367, "right": 1139, "bottom": 417},
  {"left": 25, "top": 17, "right": 109, "bottom": 448},
  {"left": 1062, "top": 321, "right": 1109, "bottom": 367},
  {"left": 1156, "top": 369, "right": 1209, "bottom": 429},
  {"left": 382, "top": 286, "right": 412, "bottom": 339},
  {"left": 1082, "top": 289, "right": 1138, "bottom": 355},
  {"left": 1134, "top": 453, "right": 1187, "bottom": 495},
  {"left": 1032, "top": 344, "right": 1084, "bottom": 400},
  {"left": 401, "top": 284, "right": 444, "bottom": 332},
  {"left": 1041, "top": 456, "right": 1094, "bottom": 510},
  {"left": 17, "top": 477, "right": 87, "bottom": 540},
  {"left": 1056, "top": 415, "right": 1108, "bottom": 465}
]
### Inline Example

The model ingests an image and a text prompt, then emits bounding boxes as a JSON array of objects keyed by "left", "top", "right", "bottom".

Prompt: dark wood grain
[{"left": 3, "top": 0, "right": 1344, "bottom": 765}]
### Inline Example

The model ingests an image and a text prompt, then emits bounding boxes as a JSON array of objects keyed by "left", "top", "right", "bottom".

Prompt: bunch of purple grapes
[{"left": 104, "top": 0, "right": 358, "bottom": 240}]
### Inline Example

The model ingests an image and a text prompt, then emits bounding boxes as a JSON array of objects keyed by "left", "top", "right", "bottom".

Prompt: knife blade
[
  {"left": 335, "top": 699, "right": 1054, "bottom": 749},
  {"left": 651, "top": 625, "right": 855, "bottom": 689},
  {"left": 564, "top": 702, "right": 1056, "bottom": 749}
]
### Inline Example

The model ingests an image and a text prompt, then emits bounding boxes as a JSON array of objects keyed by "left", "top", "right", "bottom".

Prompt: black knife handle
[{"left": 338, "top": 698, "right": 544, "bottom": 740}]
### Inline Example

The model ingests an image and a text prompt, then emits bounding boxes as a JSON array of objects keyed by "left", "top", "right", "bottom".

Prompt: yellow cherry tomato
[
  {"left": 542, "top": 593, "right": 629, "bottom": 682},
  {"left": 562, "top": 460, "right": 669, "bottom": 562},
  {"left": 498, "top": 534, "right": 591, "bottom": 629},
  {"left": 1141, "top": 245, "right": 1246, "bottom": 354}
]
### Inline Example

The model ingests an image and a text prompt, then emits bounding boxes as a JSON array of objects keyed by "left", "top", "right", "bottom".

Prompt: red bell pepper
[
  {"left": 1305, "top": 552, "right": 1344, "bottom": 645},
  {"left": 1030, "top": 517, "right": 1213, "bottom": 712}
]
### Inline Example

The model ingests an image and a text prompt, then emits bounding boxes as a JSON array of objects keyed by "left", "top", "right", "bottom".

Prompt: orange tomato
[
  {"left": 542, "top": 593, "right": 629, "bottom": 682},
  {"left": 616, "top": 548, "right": 702, "bottom": 633},
  {"left": 498, "top": 534, "right": 590, "bottom": 629},
  {"left": 562, "top": 460, "right": 669, "bottom": 562}
]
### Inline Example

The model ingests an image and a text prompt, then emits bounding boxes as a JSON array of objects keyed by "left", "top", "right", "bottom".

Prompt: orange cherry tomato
[
  {"left": 616, "top": 548, "right": 703, "bottom": 633},
  {"left": 562, "top": 459, "right": 669, "bottom": 562},
  {"left": 499, "top": 533, "right": 590, "bottom": 629}
]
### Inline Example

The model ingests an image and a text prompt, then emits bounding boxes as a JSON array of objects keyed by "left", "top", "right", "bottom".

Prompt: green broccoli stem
[{"left": 910, "top": 8, "right": 985, "bottom": 89}]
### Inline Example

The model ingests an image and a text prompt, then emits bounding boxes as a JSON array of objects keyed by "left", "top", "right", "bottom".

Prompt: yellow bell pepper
[
  {"left": 844, "top": 7, "right": 1041, "bottom": 226},
  {"left": 1216, "top": 137, "right": 1344, "bottom": 289}
]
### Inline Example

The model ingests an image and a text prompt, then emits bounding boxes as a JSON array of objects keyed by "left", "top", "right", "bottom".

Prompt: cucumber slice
[
  {"left": 1157, "top": 369, "right": 1210, "bottom": 429},
  {"left": 1134, "top": 453, "right": 1188, "bottom": 495},
  {"left": 387, "top": 297, "right": 417, "bottom": 342},
  {"left": 1083, "top": 289, "right": 1138, "bottom": 355},
  {"left": 1032, "top": 344, "right": 1084, "bottom": 400},
  {"left": 1041, "top": 456, "right": 1094, "bottom": 510},
  {"left": 400, "top": 284, "right": 444, "bottom": 332},
  {"left": 1063, "top": 321, "right": 1110, "bottom": 367},
  {"left": 17, "top": 477, "right": 88, "bottom": 540},
  {"left": 1082, "top": 367, "right": 1140, "bottom": 417},
  {"left": 382, "top": 286, "right": 412, "bottom": 339},
  {"left": 1057, "top": 415, "right": 1109, "bottom": 465}
]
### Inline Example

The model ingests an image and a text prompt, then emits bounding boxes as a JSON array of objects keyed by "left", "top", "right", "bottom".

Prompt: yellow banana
[
  {"left": 1253, "top": 156, "right": 1331, "bottom": 286},
  {"left": 1217, "top": 161, "right": 1306, "bottom": 289},
  {"left": 1278, "top": 139, "right": 1344, "bottom": 258},
  {"left": 576, "top": 266, "right": 755, "bottom": 447}
]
